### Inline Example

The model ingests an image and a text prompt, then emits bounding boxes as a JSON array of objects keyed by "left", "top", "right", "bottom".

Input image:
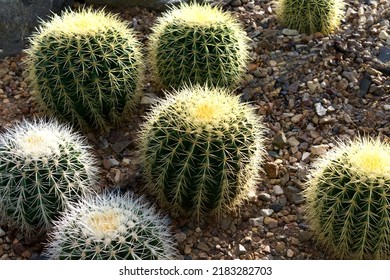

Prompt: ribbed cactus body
[
  {"left": 139, "top": 85, "right": 265, "bottom": 220},
  {"left": 0, "top": 119, "right": 97, "bottom": 235},
  {"left": 148, "top": 2, "right": 250, "bottom": 89},
  {"left": 275, "top": 0, "right": 345, "bottom": 35},
  {"left": 304, "top": 137, "right": 390, "bottom": 259},
  {"left": 44, "top": 192, "right": 176, "bottom": 260},
  {"left": 26, "top": 8, "right": 143, "bottom": 132}
]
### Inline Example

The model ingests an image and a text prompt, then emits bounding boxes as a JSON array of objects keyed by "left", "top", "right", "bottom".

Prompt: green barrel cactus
[
  {"left": 139, "top": 85, "right": 266, "bottom": 220},
  {"left": 25, "top": 8, "right": 143, "bottom": 132},
  {"left": 148, "top": 2, "right": 250, "bottom": 90},
  {"left": 43, "top": 192, "right": 177, "bottom": 260},
  {"left": 275, "top": 0, "right": 345, "bottom": 35},
  {"left": 0, "top": 118, "right": 98, "bottom": 236},
  {"left": 304, "top": 136, "right": 390, "bottom": 259}
]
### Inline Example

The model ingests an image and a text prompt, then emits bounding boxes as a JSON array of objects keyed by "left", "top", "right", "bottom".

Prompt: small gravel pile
[{"left": 0, "top": 0, "right": 389, "bottom": 260}]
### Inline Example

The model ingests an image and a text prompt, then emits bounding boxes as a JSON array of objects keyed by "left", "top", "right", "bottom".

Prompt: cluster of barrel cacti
[{"left": 2, "top": 0, "right": 386, "bottom": 261}]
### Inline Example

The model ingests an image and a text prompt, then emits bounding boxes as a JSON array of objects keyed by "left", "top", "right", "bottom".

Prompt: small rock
[
  {"left": 307, "top": 80, "right": 321, "bottom": 93},
  {"left": 263, "top": 216, "right": 278, "bottom": 226},
  {"left": 237, "top": 244, "right": 247, "bottom": 255},
  {"left": 260, "top": 208, "right": 274, "bottom": 217},
  {"left": 272, "top": 131, "right": 288, "bottom": 148},
  {"left": 273, "top": 185, "right": 284, "bottom": 195},
  {"left": 282, "top": 28, "right": 299, "bottom": 36},
  {"left": 0, "top": 227, "right": 5, "bottom": 237},
  {"left": 110, "top": 140, "right": 131, "bottom": 153},
  {"left": 314, "top": 103, "right": 327, "bottom": 116},
  {"left": 287, "top": 137, "right": 300, "bottom": 147},
  {"left": 259, "top": 192, "right": 272, "bottom": 202},
  {"left": 264, "top": 162, "right": 279, "bottom": 179},
  {"left": 310, "top": 144, "right": 329, "bottom": 156},
  {"left": 298, "top": 231, "right": 314, "bottom": 242},
  {"left": 358, "top": 72, "right": 372, "bottom": 97},
  {"left": 291, "top": 114, "right": 303, "bottom": 123},
  {"left": 174, "top": 232, "right": 186, "bottom": 243},
  {"left": 249, "top": 217, "right": 264, "bottom": 227},
  {"left": 184, "top": 245, "right": 192, "bottom": 255},
  {"left": 141, "top": 92, "right": 159, "bottom": 105},
  {"left": 287, "top": 249, "right": 295, "bottom": 258},
  {"left": 379, "top": 30, "right": 389, "bottom": 40},
  {"left": 384, "top": 105, "right": 390, "bottom": 111},
  {"left": 269, "top": 202, "right": 284, "bottom": 212},
  {"left": 285, "top": 185, "right": 305, "bottom": 205},
  {"left": 301, "top": 152, "right": 311, "bottom": 163},
  {"left": 197, "top": 242, "right": 210, "bottom": 252}
]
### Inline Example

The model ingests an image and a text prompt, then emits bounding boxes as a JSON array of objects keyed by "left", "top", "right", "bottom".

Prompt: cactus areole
[{"left": 139, "top": 86, "right": 265, "bottom": 220}]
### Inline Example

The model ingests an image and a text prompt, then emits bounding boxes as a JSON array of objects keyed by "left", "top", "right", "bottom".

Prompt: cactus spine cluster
[
  {"left": 275, "top": 0, "right": 345, "bottom": 35},
  {"left": 304, "top": 136, "right": 390, "bottom": 259},
  {"left": 148, "top": 2, "right": 250, "bottom": 89},
  {"left": 0, "top": 119, "right": 98, "bottom": 235},
  {"left": 139, "top": 85, "right": 265, "bottom": 220},
  {"left": 44, "top": 192, "right": 177, "bottom": 260},
  {"left": 25, "top": 8, "right": 143, "bottom": 132}
]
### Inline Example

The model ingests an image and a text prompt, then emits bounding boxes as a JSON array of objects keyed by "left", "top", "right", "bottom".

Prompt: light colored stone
[
  {"left": 282, "top": 28, "right": 299, "bottom": 36},
  {"left": 384, "top": 104, "right": 390, "bottom": 110},
  {"left": 379, "top": 30, "right": 389, "bottom": 40},
  {"left": 291, "top": 114, "right": 303, "bottom": 123},
  {"left": 314, "top": 103, "right": 327, "bottom": 116},
  {"left": 0, "top": 227, "right": 5, "bottom": 237},
  {"left": 311, "top": 144, "right": 329, "bottom": 156},
  {"left": 287, "top": 249, "right": 295, "bottom": 258},
  {"left": 307, "top": 80, "right": 321, "bottom": 93},
  {"left": 260, "top": 208, "right": 274, "bottom": 217},
  {"left": 273, "top": 185, "right": 284, "bottom": 195}
]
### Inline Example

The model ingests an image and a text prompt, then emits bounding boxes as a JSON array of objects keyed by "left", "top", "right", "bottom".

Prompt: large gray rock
[
  {"left": 84, "top": 0, "right": 207, "bottom": 11},
  {"left": 0, "top": 0, "right": 72, "bottom": 58}
]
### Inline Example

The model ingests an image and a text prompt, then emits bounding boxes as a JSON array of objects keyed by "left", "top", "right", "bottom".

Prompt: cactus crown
[
  {"left": 35, "top": 7, "right": 129, "bottom": 37},
  {"left": 44, "top": 192, "right": 177, "bottom": 260},
  {"left": 160, "top": 2, "right": 234, "bottom": 27}
]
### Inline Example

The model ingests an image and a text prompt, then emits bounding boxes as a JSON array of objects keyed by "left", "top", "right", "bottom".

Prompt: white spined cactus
[
  {"left": 43, "top": 191, "right": 177, "bottom": 260},
  {"left": 0, "top": 118, "right": 98, "bottom": 236}
]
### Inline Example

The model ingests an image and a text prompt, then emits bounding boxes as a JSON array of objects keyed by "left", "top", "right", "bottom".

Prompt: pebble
[
  {"left": 310, "top": 145, "right": 329, "bottom": 156},
  {"left": 273, "top": 185, "right": 284, "bottom": 195},
  {"left": 0, "top": 227, "right": 5, "bottom": 237},
  {"left": 287, "top": 249, "right": 295, "bottom": 258},
  {"left": 282, "top": 28, "right": 299, "bottom": 36},
  {"left": 260, "top": 208, "right": 274, "bottom": 217},
  {"left": 384, "top": 105, "right": 390, "bottom": 110},
  {"left": 314, "top": 103, "right": 327, "bottom": 116}
]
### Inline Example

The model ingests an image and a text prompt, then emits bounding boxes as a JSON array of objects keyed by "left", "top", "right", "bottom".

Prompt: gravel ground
[{"left": 0, "top": 0, "right": 389, "bottom": 260}]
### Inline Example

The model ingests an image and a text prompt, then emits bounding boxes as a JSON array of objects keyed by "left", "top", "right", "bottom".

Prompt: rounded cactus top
[
  {"left": 311, "top": 136, "right": 390, "bottom": 181},
  {"left": 32, "top": 8, "right": 131, "bottom": 38},
  {"left": 147, "top": 85, "right": 260, "bottom": 132},
  {"left": 0, "top": 118, "right": 91, "bottom": 160},
  {"left": 154, "top": 2, "right": 244, "bottom": 29}
]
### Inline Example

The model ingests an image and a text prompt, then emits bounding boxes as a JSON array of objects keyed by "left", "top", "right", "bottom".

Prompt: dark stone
[
  {"left": 357, "top": 72, "right": 372, "bottom": 98},
  {"left": 0, "top": 0, "right": 73, "bottom": 58},
  {"left": 379, "top": 46, "right": 390, "bottom": 64},
  {"left": 269, "top": 202, "right": 284, "bottom": 213},
  {"left": 84, "top": 0, "right": 209, "bottom": 11}
]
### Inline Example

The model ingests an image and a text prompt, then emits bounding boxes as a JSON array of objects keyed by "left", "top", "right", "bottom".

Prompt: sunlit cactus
[
  {"left": 275, "top": 0, "right": 345, "bottom": 35},
  {"left": 138, "top": 85, "right": 266, "bottom": 220},
  {"left": 0, "top": 118, "right": 98, "bottom": 236},
  {"left": 304, "top": 136, "right": 390, "bottom": 259},
  {"left": 44, "top": 192, "right": 177, "bottom": 260},
  {"left": 25, "top": 8, "right": 144, "bottom": 132},
  {"left": 148, "top": 2, "right": 250, "bottom": 89}
]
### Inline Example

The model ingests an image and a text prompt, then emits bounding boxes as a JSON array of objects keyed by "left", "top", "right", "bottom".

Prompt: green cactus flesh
[
  {"left": 44, "top": 192, "right": 176, "bottom": 260},
  {"left": 26, "top": 9, "right": 143, "bottom": 131},
  {"left": 149, "top": 2, "right": 249, "bottom": 89},
  {"left": 276, "top": 0, "right": 345, "bottom": 35},
  {"left": 305, "top": 137, "right": 390, "bottom": 259},
  {"left": 0, "top": 119, "right": 97, "bottom": 235},
  {"left": 140, "top": 86, "right": 265, "bottom": 219}
]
